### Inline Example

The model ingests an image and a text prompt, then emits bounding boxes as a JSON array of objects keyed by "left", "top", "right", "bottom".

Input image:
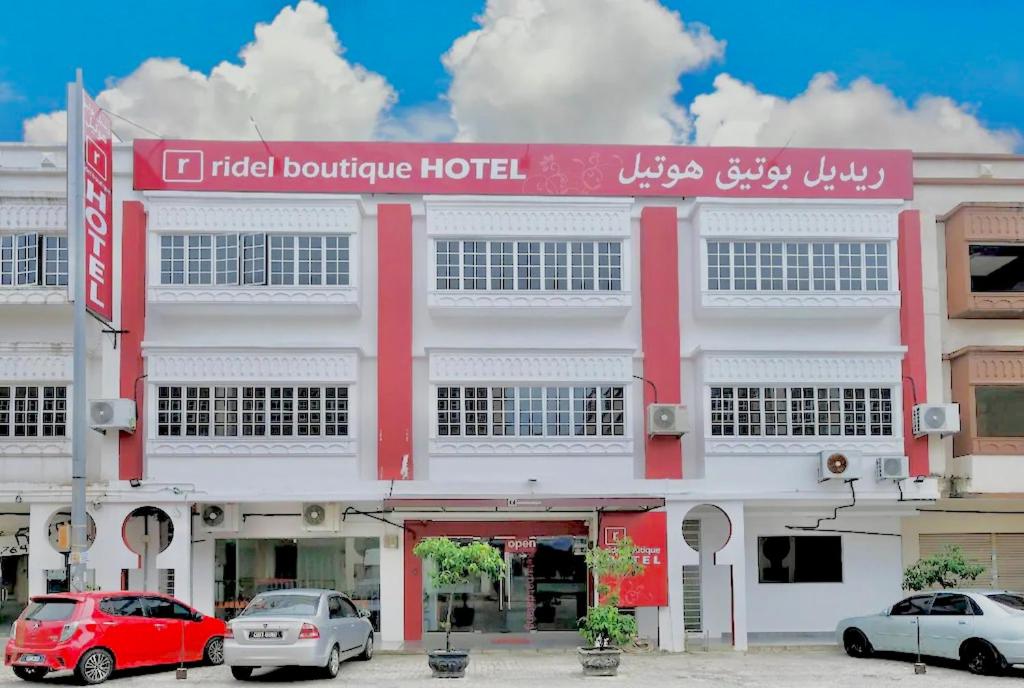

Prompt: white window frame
[
  {"left": 145, "top": 195, "right": 360, "bottom": 307},
  {"left": 424, "top": 197, "right": 632, "bottom": 312},
  {"left": 145, "top": 347, "right": 358, "bottom": 457},
  {"left": 0, "top": 233, "right": 69, "bottom": 289},
  {"left": 700, "top": 351, "right": 904, "bottom": 456},
  {"left": 696, "top": 200, "right": 901, "bottom": 314}
]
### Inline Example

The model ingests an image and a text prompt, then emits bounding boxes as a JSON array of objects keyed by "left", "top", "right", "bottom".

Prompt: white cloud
[
  {"left": 378, "top": 103, "right": 458, "bottom": 142},
  {"left": 691, "top": 72, "right": 1020, "bottom": 153},
  {"left": 0, "top": 81, "right": 22, "bottom": 104},
  {"left": 23, "top": 1, "right": 395, "bottom": 143},
  {"left": 442, "top": 0, "right": 723, "bottom": 144}
]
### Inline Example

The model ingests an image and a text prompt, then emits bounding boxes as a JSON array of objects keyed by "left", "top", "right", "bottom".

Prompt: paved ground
[{"left": 4, "top": 648, "right": 1024, "bottom": 687}]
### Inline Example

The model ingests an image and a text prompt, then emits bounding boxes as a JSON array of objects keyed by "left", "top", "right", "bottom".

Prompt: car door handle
[
  {"left": 958, "top": 621, "right": 967, "bottom": 625},
  {"left": 154, "top": 623, "right": 167, "bottom": 630}
]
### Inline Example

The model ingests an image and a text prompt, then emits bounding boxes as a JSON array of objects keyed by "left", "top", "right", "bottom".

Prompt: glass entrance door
[
  {"left": 423, "top": 536, "right": 587, "bottom": 634},
  {"left": 0, "top": 554, "right": 29, "bottom": 629}
]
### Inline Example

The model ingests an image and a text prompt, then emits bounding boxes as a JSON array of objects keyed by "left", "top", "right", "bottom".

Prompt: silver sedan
[{"left": 224, "top": 589, "right": 374, "bottom": 680}]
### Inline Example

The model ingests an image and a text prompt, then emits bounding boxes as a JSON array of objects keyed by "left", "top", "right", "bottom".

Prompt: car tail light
[
  {"left": 298, "top": 623, "right": 319, "bottom": 639},
  {"left": 224, "top": 626, "right": 234, "bottom": 639},
  {"left": 58, "top": 622, "right": 79, "bottom": 643}
]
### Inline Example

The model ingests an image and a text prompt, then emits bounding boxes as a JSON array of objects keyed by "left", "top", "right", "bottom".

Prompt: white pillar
[
  {"left": 378, "top": 529, "right": 405, "bottom": 650},
  {"left": 659, "top": 500, "right": 697, "bottom": 652},
  {"left": 714, "top": 501, "right": 747, "bottom": 652}
]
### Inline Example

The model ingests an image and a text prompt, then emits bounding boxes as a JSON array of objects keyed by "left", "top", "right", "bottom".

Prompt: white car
[
  {"left": 224, "top": 589, "right": 374, "bottom": 680},
  {"left": 837, "top": 590, "right": 1024, "bottom": 675}
]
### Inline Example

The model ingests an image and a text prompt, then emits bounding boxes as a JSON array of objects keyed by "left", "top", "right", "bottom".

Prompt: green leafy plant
[
  {"left": 903, "top": 544, "right": 986, "bottom": 591},
  {"left": 413, "top": 537, "right": 506, "bottom": 651},
  {"left": 578, "top": 536, "right": 645, "bottom": 649}
]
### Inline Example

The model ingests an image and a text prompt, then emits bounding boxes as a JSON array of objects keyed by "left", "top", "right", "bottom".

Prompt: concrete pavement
[{"left": 3, "top": 649, "right": 1023, "bottom": 687}]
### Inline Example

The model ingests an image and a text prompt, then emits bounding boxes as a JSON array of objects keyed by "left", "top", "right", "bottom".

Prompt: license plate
[
  {"left": 19, "top": 654, "right": 45, "bottom": 664},
  {"left": 249, "top": 631, "right": 282, "bottom": 639}
]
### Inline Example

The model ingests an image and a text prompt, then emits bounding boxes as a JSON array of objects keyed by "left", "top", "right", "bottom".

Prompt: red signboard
[
  {"left": 133, "top": 140, "right": 913, "bottom": 200},
  {"left": 598, "top": 511, "right": 668, "bottom": 607},
  {"left": 82, "top": 93, "right": 114, "bottom": 324}
]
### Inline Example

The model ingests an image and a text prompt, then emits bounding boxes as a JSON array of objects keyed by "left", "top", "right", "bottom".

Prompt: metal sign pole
[{"left": 67, "top": 68, "right": 88, "bottom": 592}]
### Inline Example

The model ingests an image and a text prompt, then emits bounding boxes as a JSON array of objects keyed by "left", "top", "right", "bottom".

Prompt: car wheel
[
  {"left": 843, "top": 629, "right": 873, "bottom": 658},
  {"left": 230, "top": 666, "right": 254, "bottom": 681},
  {"left": 962, "top": 640, "right": 1006, "bottom": 676},
  {"left": 204, "top": 637, "right": 225, "bottom": 666},
  {"left": 356, "top": 633, "right": 373, "bottom": 661},
  {"left": 321, "top": 645, "right": 341, "bottom": 679},
  {"left": 12, "top": 666, "right": 48, "bottom": 682},
  {"left": 75, "top": 648, "right": 115, "bottom": 685}
]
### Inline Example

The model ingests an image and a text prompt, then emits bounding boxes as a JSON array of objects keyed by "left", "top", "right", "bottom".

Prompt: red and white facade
[{"left": 0, "top": 140, "right": 940, "bottom": 650}]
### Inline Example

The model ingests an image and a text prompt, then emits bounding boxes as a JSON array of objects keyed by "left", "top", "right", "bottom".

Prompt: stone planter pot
[
  {"left": 428, "top": 650, "right": 470, "bottom": 678},
  {"left": 578, "top": 647, "right": 622, "bottom": 676}
]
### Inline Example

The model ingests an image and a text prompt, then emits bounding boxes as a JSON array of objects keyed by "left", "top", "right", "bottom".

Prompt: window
[
  {"left": 975, "top": 387, "right": 1024, "bottom": 437},
  {"left": 757, "top": 536, "right": 842, "bottom": 583},
  {"left": 339, "top": 598, "right": 359, "bottom": 618},
  {"left": 435, "top": 239, "right": 623, "bottom": 292},
  {"left": 156, "top": 385, "right": 349, "bottom": 438},
  {"left": 988, "top": 593, "right": 1024, "bottom": 611},
  {"left": 100, "top": 596, "right": 146, "bottom": 617},
  {"left": 969, "top": 245, "right": 1024, "bottom": 292},
  {"left": 929, "top": 593, "right": 972, "bottom": 616},
  {"left": 709, "top": 386, "right": 893, "bottom": 438},
  {"left": 143, "top": 596, "right": 193, "bottom": 620},
  {"left": 23, "top": 599, "right": 79, "bottom": 621},
  {"left": 0, "top": 234, "right": 69, "bottom": 287},
  {"left": 890, "top": 595, "right": 933, "bottom": 616},
  {"left": 436, "top": 385, "right": 626, "bottom": 438},
  {"left": 159, "top": 233, "right": 351, "bottom": 287},
  {"left": 328, "top": 596, "right": 343, "bottom": 619},
  {"left": 0, "top": 385, "right": 67, "bottom": 437},
  {"left": 706, "top": 240, "right": 890, "bottom": 293}
]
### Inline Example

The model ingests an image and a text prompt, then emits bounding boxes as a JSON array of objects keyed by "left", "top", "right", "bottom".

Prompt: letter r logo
[
  {"left": 605, "top": 527, "right": 626, "bottom": 544},
  {"left": 162, "top": 149, "right": 204, "bottom": 182}
]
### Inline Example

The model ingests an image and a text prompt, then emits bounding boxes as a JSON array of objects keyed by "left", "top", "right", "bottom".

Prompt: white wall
[{"left": 744, "top": 512, "right": 902, "bottom": 633}]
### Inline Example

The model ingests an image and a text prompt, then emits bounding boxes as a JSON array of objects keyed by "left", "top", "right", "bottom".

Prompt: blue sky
[{"left": 1, "top": 0, "right": 1021, "bottom": 146}]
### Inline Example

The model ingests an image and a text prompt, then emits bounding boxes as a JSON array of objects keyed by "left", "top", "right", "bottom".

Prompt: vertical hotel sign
[{"left": 79, "top": 92, "right": 114, "bottom": 323}]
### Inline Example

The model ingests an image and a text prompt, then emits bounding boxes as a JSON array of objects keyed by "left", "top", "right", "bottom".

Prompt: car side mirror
[
  {"left": 358, "top": 609, "right": 371, "bottom": 619},
  {"left": 193, "top": 612, "right": 203, "bottom": 622},
  {"left": 882, "top": 608, "right": 891, "bottom": 616}
]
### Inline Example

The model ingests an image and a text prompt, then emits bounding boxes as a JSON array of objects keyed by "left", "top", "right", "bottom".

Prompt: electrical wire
[{"left": 785, "top": 479, "right": 858, "bottom": 531}]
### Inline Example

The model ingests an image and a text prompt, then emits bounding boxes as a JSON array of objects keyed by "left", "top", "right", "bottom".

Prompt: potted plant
[
  {"left": 577, "top": 536, "right": 644, "bottom": 677},
  {"left": 903, "top": 544, "right": 986, "bottom": 590},
  {"left": 413, "top": 537, "right": 506, "bottom": 678}
]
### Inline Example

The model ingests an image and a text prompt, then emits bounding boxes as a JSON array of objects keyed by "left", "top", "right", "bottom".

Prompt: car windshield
[
  {"left": 24, "top": 599, "right": 78, "bottom": 621},
  {"left": 240, "top": 594, "right": 320, "bottom": 617},
  {"left": 987, "top": 593, "right": 1024, "bottom": 611}
]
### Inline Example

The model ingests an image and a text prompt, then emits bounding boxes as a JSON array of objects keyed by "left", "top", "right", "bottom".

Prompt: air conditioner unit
[
  {"left": 198, "top": 504, "right": 240, "bottom": 533},
  {"left": 876, "top": 456, "right": 910, "bottom": 481},
  {"left": 647, "top": 404, "right": 689, "bottom": 437},
  {"left": 89, "top": 399, "right": 136, "bottom": 433},
  {"left": 301, "top": 503, "right": 340, "bottom": 532},
  {"left": 912, "top": 403, "right": 960, "bottom": 437},
  {"left": 818, "top": 450, "right": 862, "bottom": 482}
]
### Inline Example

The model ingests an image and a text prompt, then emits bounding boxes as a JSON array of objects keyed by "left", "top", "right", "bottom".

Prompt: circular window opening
[
  {"left": 46, "top": 509, "right": 97, "bottom": 553},
  {"left": 122, "top": 506, "right": 175, "bottom": 555}
]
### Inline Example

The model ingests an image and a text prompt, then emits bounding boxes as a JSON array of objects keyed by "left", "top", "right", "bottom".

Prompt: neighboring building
[
  {"left": 0, "top": 140, "right": 938, "bottom": 651},
  {"left": 902, "top": 154, "right": 1024, "bottom": 588}
]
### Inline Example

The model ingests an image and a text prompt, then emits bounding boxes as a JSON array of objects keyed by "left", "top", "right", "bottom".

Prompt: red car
[{"left": 4, "top": 592, "right": 226, "bottom": 684}]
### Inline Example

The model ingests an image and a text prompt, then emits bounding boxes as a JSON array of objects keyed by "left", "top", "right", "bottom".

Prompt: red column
[
  {"left": 640, "top": 207, "right": 683, "bottom": 479},
  {"left": 898, "top": 210, "right": 929, "bottom": 477},
  {"left": 118, "top": 201, "right": 147, "bottom": 481},
  {"left": 377, "top": 204, "right": 414, "bottom": 480},
  {"left": 403, "top": 527, "right": 422, "bottom": 642}
]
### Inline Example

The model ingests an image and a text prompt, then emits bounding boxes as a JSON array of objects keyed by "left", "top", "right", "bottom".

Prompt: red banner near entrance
[
  {"left": 599, "top": 512, "right": 668, "bottom": 607},
  {"left": 82, "top": 93, "right": 114, "bottom": 324},
  {"left": 133, "top": 139, "right": 912, "bottom": 200}
]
